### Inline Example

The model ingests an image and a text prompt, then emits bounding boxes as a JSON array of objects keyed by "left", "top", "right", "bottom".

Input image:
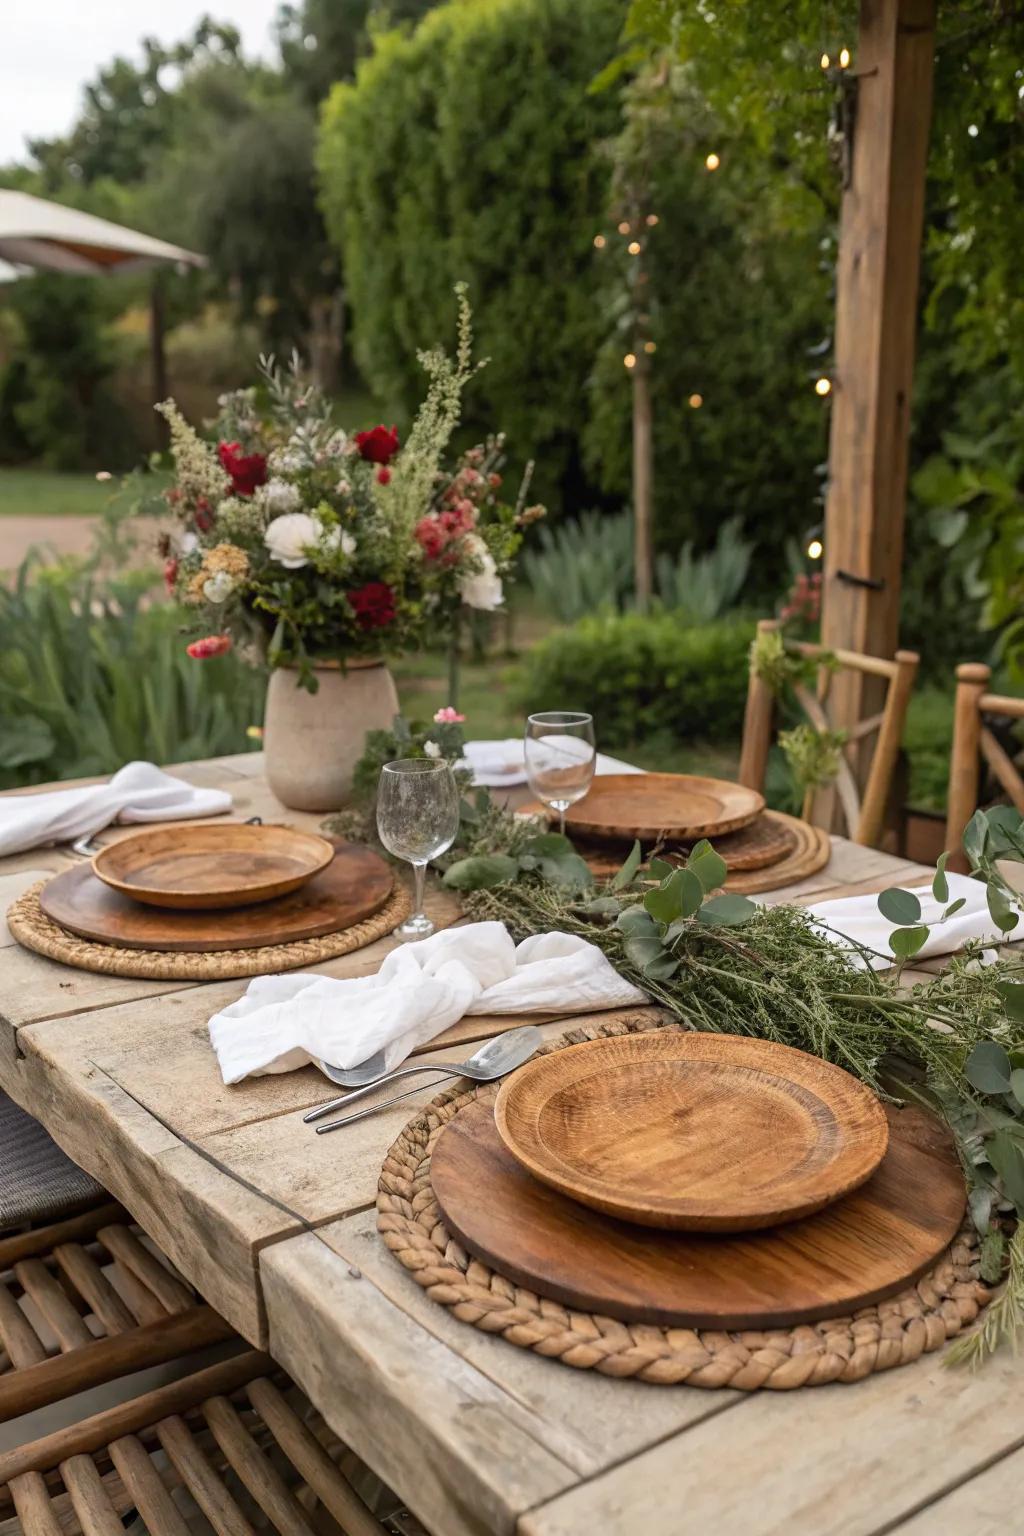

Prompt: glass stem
[
  {"left": 559, "top": 806, "right": 566, "bottom": 837},
  {"left": 412, "top": 860, "right": 427, "bottom": 920}
]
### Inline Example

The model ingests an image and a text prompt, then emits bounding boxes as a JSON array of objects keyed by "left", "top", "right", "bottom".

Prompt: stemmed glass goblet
[
  {"left": 524, "top": 711, "right": 596, "bottom": 836},
  {"left": 376, "top": 758, "right": 460, "bottom": 941}
]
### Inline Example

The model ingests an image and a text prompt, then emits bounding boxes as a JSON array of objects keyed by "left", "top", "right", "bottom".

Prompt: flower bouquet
[{"left": 153, "top": 288, "right": 543, "bottom": 808}]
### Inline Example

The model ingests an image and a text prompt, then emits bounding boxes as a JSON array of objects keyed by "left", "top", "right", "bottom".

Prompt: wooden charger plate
[
  {"left": 494, "top": 1032, "right": 889, "bottom": 1231},
  {"left": 92, "top": 822, "right": 335, "bottom": 909},
  {"left": 431, "top": 1096, "right": 966, "bottom": 1329},
  {"left": 564, "top": 773, "right": 764, "bottom": 843},
  {"left": 40, "top": 841, "right": 393, "bottom": 952}
]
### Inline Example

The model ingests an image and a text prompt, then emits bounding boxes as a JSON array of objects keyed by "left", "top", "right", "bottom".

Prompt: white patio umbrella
[{"left": 0, "top": 189, "right": 206, "bottom": 402}]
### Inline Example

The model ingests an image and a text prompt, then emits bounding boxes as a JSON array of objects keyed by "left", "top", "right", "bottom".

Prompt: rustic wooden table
[{"left": 1, "top": 754, "right": 1018, "bottom": 1536}]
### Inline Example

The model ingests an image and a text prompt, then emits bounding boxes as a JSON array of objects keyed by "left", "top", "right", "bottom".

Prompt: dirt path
[{"left": 0, "top": 516, "right": 100, "bottom": 571}]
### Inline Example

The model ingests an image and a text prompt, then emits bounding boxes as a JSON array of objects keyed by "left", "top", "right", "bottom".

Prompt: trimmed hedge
[{"left": 517, "top": 612, "right": 753, "bottom": 749}]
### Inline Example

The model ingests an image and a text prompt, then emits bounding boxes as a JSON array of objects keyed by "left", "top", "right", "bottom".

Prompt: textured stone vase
[{"left": 263, "top": 660, "right": 399, "bottom": 812}]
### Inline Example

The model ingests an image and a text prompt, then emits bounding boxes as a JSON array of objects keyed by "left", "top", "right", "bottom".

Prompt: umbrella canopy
[{"left": 0, "top": 189, "right": 205, "bottom": 276}]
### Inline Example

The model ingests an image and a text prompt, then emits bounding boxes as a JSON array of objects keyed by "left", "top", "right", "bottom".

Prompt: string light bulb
[
  {"left": 627, "top": 240, "right": 642, "bottom": 255},
  {"left": 820, "top": 51, "right": 831, "bottom": 69},
  {"left": 617, "top": 220, "right": 631, "bottom": 235},
  {"left": 807, "top": 538, "right": 824, "bottom": 560},
  {"left": 814, "top": 376, "right": 833, "bottom": 397},
  {"left": 705, "top": 152, "right": 720, "bottom": 171},
  {"left": 838, "top": 46, "right": 851, "bottom": 67},
  {"left": 688, "top": 393, "right": 703, "bottom": 409},
  {"left": 644, "top": 340, "right": 657, "bottom": 354},
  {"left": 624, "top": 353, "right": 637, "bottom": 370},
  {"left": 645, "top": 213, "right": 659, "bottom": 227},
  {"left": 593, "top": 234, "right": 606, "bottom": 249}
]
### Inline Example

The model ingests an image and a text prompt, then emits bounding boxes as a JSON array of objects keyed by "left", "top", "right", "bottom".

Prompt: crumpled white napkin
[
  {"left": 0, "top": 761, "right": 233, "bottom": 858},
  {"left": 208, "top": 920, "right": 649, "bottom": 1084},
  {"left": 460, "top": 738, "right": 644, "bottom": 789},
  {"left": 808, "top": 871, "right": 1001, "bottom": 969}
]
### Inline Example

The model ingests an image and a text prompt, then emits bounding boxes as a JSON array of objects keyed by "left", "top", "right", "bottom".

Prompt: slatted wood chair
[
  {"left": 0, "top": 1349, "right": 394, "bottom": 1535},
  {"left": 738, "top": 618, "right": 919, "bottom": 848},
  {"left": 946, "top": 662, "right": 1024, "bottom": 872}
]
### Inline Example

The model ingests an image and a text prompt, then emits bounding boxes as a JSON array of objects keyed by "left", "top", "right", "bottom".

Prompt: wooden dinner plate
[
  {"left": 430, "top": 1097, "right": 965, "bottom": 1329},
  {"left": 564, "top": 774, "right": 764, "bottom": 843},
  {"left": 92, "top": 822, "right": 335, "bottom": 909},
  {"left": 40, "top": 841, "right": 393, "bottom": 951},
  {"left": 494, "top": 1032, "right": 889, "bottom": 1231}
]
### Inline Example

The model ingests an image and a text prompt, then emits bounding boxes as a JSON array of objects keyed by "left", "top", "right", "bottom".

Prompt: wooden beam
[{"left": 820, "top": 0, "right": 936, "bottom": 777}]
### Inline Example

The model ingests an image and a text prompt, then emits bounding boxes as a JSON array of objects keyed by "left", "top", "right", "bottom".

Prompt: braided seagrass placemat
[
  {"left": 378, "top": 1015, "right": 994, "bottom": 1389},
  {"left": 7, "top": 879, "right": 411, "bottom": 980}
]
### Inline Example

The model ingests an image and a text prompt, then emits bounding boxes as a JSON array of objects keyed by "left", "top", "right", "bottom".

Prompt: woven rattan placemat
[
  {"left": 8, "top": 879, "right": 411, "bottom": 981},
  {"left": 378, "top": 1016, "right": 993, "bottom": 1389}
]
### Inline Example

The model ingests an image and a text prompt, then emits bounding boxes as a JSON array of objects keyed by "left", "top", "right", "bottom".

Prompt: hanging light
[
  {"left": 627, "top": 240, "right": 642, "bottom": 255},
  {"left": 593, "top": 234, "right": 607, "bottom": 249},
  {"left": 688, "top": 393, "right": 703, "bottom": 408},
  {"left": 705, "top": 152, "right": 721, "bottom": 171},
  {"left": 645, "top": 213, "right": 659, "bottom": 227},
  {"left": 624, "top": 353, "right": 637, "bottom": 370},
  {"left": 820, "top": 51, "right": 831, "bottom": 69},
  {"left": 617, "top": 220, "right": 631, "bottom": 235},
  {"left": 814, "top": 376, "right": 833, "bottom": 397},
  {"left": 838, "top": 46, "right": 851, "bottom": 67},
  {"left": 644, "top": 340, "right": 657, "bottom": 354}
]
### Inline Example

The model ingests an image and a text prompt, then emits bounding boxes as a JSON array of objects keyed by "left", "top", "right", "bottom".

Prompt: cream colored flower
[
  {"left": 458, "top": 534, "right": 504, "bottom": 611},
  {"left": 202, "top": 571, "right": 236, "bottom": 604},
  {"left": 264, "top": 513, "right": 337, "bottom": 569}
]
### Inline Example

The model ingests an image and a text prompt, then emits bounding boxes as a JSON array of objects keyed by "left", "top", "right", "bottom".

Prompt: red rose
[
  {"left": 376, "top": 466, "right": 391, "bottom": 485},
  {"left": 186, "top": 634, "right": 232, "bottom": 659},
  {"left": 354, "top": 425, "right": 399, "bottom": 465},
  {"left": 218, "top": 441, "right": 267, "bottom": 498},
  {"left": 347, "top": 581, "right": 397, "bottom": 630}
]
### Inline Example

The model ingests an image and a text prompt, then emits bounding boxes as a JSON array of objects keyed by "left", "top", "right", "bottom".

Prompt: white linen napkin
[
  {"left": 208, "top": 920, "right": 648, "bottom": 1084},
  {"left": 460, "top": 738, "right": 645, "bottom": 789},
  {"left": 808, "top": 872, "right": 1001, "bottom": 969},
  {"left": 0, "top": 761, "right": 233, "bottom": 858}
]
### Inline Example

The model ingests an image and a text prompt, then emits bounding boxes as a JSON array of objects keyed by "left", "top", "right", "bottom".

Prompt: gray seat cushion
[{"left": 0, "top": 1090, "right": 104, "bottom": 1230}]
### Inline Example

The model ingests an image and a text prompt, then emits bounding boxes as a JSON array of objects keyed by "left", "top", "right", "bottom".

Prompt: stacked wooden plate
[
  {"left": 524, "top": 773, "right": 830, "bottom": 893},
  {"left": 37, "top": 822, "right": 394, "bottom": 953},
  {"left": 427, "top": 1031, "right": 967, "bottom": 1329}
]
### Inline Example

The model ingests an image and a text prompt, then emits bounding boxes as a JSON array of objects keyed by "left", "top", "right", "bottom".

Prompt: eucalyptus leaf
[
  {"left": 985, "top": 1130, "right": 1024, "bottom": 1210},
  {"left": 647, "top": 857, "right": 674, "bottom": 882},
  {"left": 986, "top": 880, "right": 1020, "bottom": 934},
  {"left": 1010, "top": 1068, "right": 1024, "bottom": 1112},
  {"left": 644, "top": 868, "right": 686, "bottom": 924},
  {"left": 616, "top": 906, "right": 658, "bottom": 936},
  {"left": 932, "top": 852, "right": 950, "bottom": 905},
  {"left": 942, "top": 897, "right": 967, "bottom": 920},
  {"left": 997, "top": 981, "right": 1024, "bottom": 1023},
  {"left": 523, "top": 833, "right": 574, "bottom": 858},
  {"left": 642, "top": 953, "right": 680, "bottom": 981},
  {"left": 611, "top": 840, "right": 643, "bottom": 891},
  {"left": 697, "top": 893, "right": 757, "bottom": 927},
  {"left": 965, "top": 1040, "right": 1013, "bottom": 1095},
  {"left": 688, "top": 845, "right": 728, "bottom": 894},
  {"left": 888, "top": 925, "right": 929, "bottom": 960},
  {"left": 537, "top": 852, "right": 593, "bottom": 891},
  {"left": 623, "top": 932, "right": 665, "bottom": 970},
  {"left": 877, "top": 887, "right": 922, "bottom": 926},
  {"left": 962, "top": 809, "right": 990, "bottom": 868},
  {"left": 442, "top": 853, "right": 519, "bottom": 891},
  {"left": 983, "top": 806, "right": 1024, "bottom": 861}
]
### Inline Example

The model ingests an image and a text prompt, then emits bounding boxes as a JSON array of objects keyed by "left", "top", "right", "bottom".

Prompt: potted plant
[{"left": 154, "top": 288, "right": 540, "bottom": 809}]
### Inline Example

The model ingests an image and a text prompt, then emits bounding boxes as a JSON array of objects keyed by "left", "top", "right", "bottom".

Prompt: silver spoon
[
  {"left": 316, "top": 1050, "right": 388, "bottom": 1090},
  {"left": 309, "top": 1026, "right": 542, "bottom": 1134}
]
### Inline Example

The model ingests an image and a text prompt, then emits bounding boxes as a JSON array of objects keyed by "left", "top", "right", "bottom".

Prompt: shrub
[
  {"left": 517, "top": 611, "right": 753, "bottom": 749},
  {"left": 0, "top": 553, "right": 265, "bottom": 788},
  {"left": 520, "top": 511, "right": 634, "bottom": 624}
]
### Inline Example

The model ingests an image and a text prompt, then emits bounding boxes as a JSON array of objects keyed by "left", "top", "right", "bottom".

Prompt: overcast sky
[{"left": 1, "top": 0, "right": 283, "bottom": 166}]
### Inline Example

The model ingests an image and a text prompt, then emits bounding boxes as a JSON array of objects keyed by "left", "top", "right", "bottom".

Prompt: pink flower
[
  {"left": 163, "top": 557, "right": 178, "bottom": 594},
  {"left": 434, "top": 706, "right": 466, "bottom": 723},
  {"left": 186, "top": 634, "right": 232, "bottom": 660}
]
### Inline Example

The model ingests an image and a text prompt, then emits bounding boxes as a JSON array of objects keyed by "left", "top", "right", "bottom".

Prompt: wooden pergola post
[{"left": 820, "top": 0, "right": 936, "bottom": 771}]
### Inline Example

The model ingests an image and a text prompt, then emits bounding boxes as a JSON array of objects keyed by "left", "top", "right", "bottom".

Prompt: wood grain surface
[
  {"left": 494, "top": 1031, "right": 889, "bottom": 1230},
  {"left": 40, "top": 841, "right": 394, "bottom": 951},
  {"left": 564, "top": 774, "right": 764, "bottom": 843},
  {"left": 431, "top": 1097, "right": 966, "bottom": 1327},
  {"left": 92, "top": 822, "right": 335, "bottom": 908}
]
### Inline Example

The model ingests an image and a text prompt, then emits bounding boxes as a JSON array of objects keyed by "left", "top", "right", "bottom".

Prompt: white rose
[
  {"left": 202, "top": 571, "right": 235, "bottom": 604},
  {"left": 423, "top": 740, "right": 441, "bottom": 759},
  {"left": 264, "top": 512, "right": 335, "bottom": 569},
  {"left": 261, "top": 479, "right": 301, "bottom": 515},
  {"left": 340, "top": 530, "right": 356, "bottom": 557},
  {"left": 177, "top": 530, "right": 199, "bottom": 556},
  {"left": 458, "top": 535, "right": 504, "bottom": 611}
]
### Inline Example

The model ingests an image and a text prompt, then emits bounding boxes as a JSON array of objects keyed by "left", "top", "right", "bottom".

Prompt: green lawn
[{"left": 0, "top": 468, "right": 113, "bottom": 517}]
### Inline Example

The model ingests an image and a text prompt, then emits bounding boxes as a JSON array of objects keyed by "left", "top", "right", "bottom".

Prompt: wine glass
[
  {"left": 524, "top": 711, "right": 596, "bottom": 836},
  {"left": 377, "top": 759, "right": 460, "bottom": 941}
]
